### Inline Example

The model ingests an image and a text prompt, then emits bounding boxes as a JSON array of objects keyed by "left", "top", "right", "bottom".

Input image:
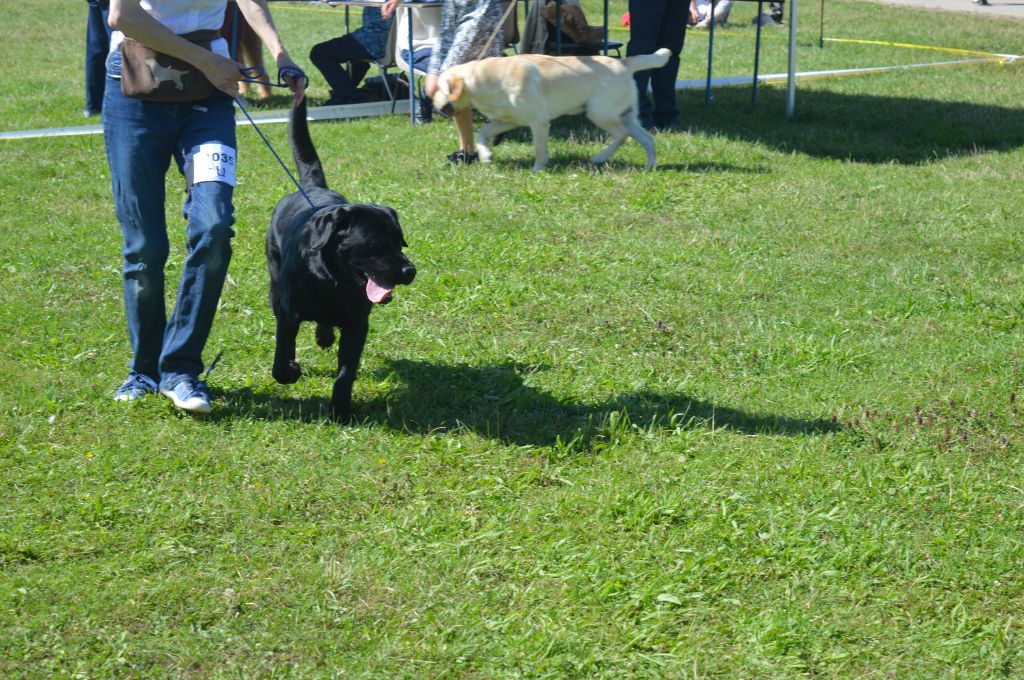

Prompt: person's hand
[
  {"left": 690, "top": 0, "right": 701, "bottom": 24},
  {"left": 381, "top": 0, "right": 401, "bottom": 20},
  {"left": 276, "top": 52, "right": 306, "bottom": 106},
  {"left": 201, "top": 52, "right": 245, "bottom": 97}
]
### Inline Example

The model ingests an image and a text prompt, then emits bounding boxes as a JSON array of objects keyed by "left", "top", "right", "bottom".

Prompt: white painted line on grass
[{"left": 0, "top": 99, "right": 411, "bottom": 141}]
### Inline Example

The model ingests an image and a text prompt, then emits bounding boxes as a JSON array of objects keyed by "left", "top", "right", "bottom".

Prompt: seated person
[
  {"left": 693, "top": 0, "right": 734, "bottom": 28},
  {"left": 309, "top": 6, "right": 393, "bottom": 106}
]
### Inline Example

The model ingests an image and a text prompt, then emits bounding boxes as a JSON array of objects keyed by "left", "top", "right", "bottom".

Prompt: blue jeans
[
  {"left": 85, "top": 0, "right": 112, "bottom": 113},
  {"left": 103, "top": 49, "right": 236, "bottom": 389}
]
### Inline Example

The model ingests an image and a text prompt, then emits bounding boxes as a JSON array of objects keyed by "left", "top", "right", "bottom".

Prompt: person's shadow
[{"left": 219, "top": 359, "right": 837, "bottom": 448}]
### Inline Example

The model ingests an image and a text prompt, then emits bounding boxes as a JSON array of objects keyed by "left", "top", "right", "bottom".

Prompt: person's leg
[
  {"left": 84, "top": 0, "right": 111, "bottom": 115},
  {"left": 651, "top": 0, "right": 688, "bottom": 127},
  {"left": 454, "top": 107, "right": 475, "bottom": 153},
  {"left": 158, "top": 95, "right": 237, "bottom": 389},
  {"left": 626, "top": 0, "right": 667, "bottom": 127},
  {"left": 102, "top": 56, "right": 175, "bottom": 385},
  {"left": 714, "top": 0, "right": 734, "bottom": 24},
  {"left": 349, "top": 61, "right": 371, "bottom": 89},
  {"left": 309, "top": 35, "right": 373, "bottom": 104}
]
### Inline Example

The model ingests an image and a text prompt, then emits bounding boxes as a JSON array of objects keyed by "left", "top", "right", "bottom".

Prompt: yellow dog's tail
[{"left": 623, "top": 48, "right": 672, "bottom": 73}]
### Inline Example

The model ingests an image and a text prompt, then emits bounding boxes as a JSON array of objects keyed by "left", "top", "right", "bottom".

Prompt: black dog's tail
[{"left": 290, "top": 97, "right": 328, "bottom": 190}]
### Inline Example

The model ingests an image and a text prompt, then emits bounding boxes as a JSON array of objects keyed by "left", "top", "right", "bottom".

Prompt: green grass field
[{"left": 2, "top": 1, "right": 1023, "bottom": 677}]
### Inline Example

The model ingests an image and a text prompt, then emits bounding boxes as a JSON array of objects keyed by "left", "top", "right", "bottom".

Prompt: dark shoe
[
  {"left": 83, "top": 108, "right": 101, "bottom": 118},
  {"left": 324, "top": 90, "right": 369, "bottom": 107},
  {"left": 653, "top": 113, "right": 680, "bottom": 130},
  {"left": 447, "top": 150, "right": 479, "bottom": 165}
]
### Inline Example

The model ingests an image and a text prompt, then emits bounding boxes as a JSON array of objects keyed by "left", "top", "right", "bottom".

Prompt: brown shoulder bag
[{"left": 120, "top": 29, "right": 221, "bottom": 102}]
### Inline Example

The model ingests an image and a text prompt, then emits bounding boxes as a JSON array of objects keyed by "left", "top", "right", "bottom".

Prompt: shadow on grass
[
  {"left": 466, "top": 82, "right": 1024, "bottom": 167},
  {"left": 476, "top": 126, "right": 767, "bottom": 174},
  {"left": 219, "top": 359, "right": 837, "bottom": 448},
  {"left": 482, "top": 153, "right": 761, "bottom": 174},
  {"left": 679, "top": 86, "right": 1024, "bottom": 164}
]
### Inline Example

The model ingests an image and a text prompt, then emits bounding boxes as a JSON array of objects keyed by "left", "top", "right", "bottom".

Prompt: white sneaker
[{"left": 160, "top": 378, "right": 212, "bottom": 414}]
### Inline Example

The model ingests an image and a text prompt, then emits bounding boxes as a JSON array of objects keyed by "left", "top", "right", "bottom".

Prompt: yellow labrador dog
[{"left": 432, "top": 48, "right": 671, "bottom": 172}]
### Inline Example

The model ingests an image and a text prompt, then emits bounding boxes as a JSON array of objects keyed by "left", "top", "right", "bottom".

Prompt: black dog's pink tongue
[{"left": 366, "top": 277, "right": 393, "bottom": 303}]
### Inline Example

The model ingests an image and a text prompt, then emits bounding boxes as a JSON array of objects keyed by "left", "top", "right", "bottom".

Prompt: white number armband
[{"left": 190, "top": 143, "right": 237, "bottom": 186}]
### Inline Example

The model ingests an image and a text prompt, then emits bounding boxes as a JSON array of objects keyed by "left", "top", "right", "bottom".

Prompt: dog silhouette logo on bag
[{"left": 145, "top": 58, "right": 188, "bottom": 91}]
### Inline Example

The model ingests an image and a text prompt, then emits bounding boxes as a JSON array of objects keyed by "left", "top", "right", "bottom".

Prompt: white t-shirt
[{"left": 110, "top": 0, "right": 230, "bottom": 58}]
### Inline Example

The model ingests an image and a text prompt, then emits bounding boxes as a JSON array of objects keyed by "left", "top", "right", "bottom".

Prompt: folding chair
[
  {"left": 389, "top": 4, "right": 443, "bottom": 120},
  {"left": 369, "top": 20, "right": 398, "bottom": 105}
]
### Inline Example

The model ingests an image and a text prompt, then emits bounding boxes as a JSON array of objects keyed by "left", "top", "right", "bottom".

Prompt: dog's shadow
[
  {"left": 486, "top": 120, "right": 767, "bottom": 174},
  {"left": 499, "top": 156, "right": 762, "bottom": 174},
  {"left": 218, "top": 359, "right": 838, "bottom": 449}
]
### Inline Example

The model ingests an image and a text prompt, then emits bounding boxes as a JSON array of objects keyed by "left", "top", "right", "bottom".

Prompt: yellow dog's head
[{"left": 432, "top": 69, "right": 470, "bottom": 117}]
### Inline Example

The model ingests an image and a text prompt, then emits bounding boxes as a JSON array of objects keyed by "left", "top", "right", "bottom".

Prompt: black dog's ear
[
  {"left": 383, "top": 206, "right": 408, "bottom": 248},
  {"left": 305, "top": 204, "right": 352, "bottom": 280}
]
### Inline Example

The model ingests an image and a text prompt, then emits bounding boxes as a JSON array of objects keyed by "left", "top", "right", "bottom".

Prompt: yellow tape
[{"left": 825, "top": 38, "right": 1011, "bottom": 63}]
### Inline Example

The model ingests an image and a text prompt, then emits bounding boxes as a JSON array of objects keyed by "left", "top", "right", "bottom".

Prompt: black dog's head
[{"left": 302, "top": 203, "right": 416, "bottom": 304}]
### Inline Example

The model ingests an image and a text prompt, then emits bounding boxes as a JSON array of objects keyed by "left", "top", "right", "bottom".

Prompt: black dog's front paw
[
  {"left": 273, "top": 360, "right": 302, "bottom": 384},
  {"left": 331, "top": 404, "right": 353, "bottom": 424},
  {"left": 330, "top": 387, "right": 353, "bottom": 424}
]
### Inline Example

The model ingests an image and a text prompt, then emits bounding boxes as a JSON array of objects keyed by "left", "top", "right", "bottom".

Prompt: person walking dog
[{"left": 103, "top": 0, "right": 304, "bottom": 413}]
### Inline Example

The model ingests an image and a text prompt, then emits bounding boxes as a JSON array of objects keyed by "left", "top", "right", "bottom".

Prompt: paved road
[{"left": 873, "top": 0, "right": 1024, "bottom": 19}]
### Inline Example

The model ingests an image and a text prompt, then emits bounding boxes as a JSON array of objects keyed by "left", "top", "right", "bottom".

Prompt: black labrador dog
[{"left": 266, "top": 97, "right": 416, "bottom": 422}]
